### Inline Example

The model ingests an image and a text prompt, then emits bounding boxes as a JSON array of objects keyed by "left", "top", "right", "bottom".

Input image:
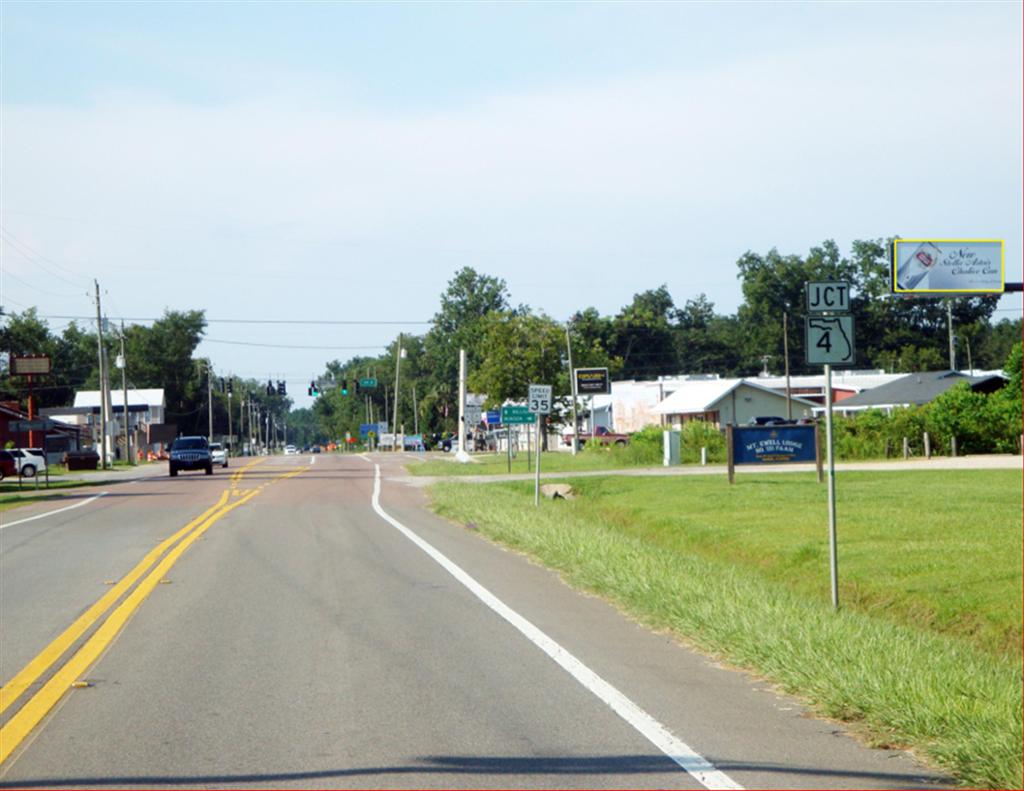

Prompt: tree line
[
  {"left": 2, "top": 237, "right": 1019, "bottom": 447},
  {"left": 305, "top": 238, "right": 1019, "bottom": 446}
]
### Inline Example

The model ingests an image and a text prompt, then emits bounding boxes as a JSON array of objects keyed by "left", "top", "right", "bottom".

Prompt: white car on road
[{"left": 209, "top": 442, "right": 228, "bottom": 468}]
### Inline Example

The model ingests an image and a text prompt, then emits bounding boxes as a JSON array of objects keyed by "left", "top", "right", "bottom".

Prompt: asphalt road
[{"left": 0, "top": 453, "right": 949, "bottom": 789}]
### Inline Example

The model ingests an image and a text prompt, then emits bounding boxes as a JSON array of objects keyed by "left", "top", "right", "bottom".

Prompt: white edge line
[
  {"left": 1, "top": 492, "right": 110, "bottom": 530},
  {"left": 370, "top": 463, "right": 743, "bottom": 791}
]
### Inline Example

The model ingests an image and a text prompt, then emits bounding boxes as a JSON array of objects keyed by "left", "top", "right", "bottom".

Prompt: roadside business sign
[
  {"left": 805, "top": 316, "right": 856, "bottom": 366},
  {"left": 501, "top": 405, "right": 534, "bottom": 425},
  {"left": 358, "top": 422, "right": 377, "bottom": 438},
  {"left": 806, "top": 282, "right": 850, "bottom": 314},
  {"left": 11, "top": 355, "right": 51, "bottom": 376},
  {"left": 892, "top": 239, "right": 1004, "bottom": 295},
  {"left": 574, "top": 367, "right": 610, "bottom": 395},
  {"left": 527, "top": 384, "right": 553, "bottom": 415},
  {"left": 729, "top": 425, "right": 819, "bottom": 466}
]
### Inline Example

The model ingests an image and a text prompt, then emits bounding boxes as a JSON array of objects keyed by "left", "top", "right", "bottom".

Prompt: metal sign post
[
  {"left": 805, "top": 281, "right": 854, "bottom": 611},
  {"left": 824, "top": 363, "right": 838, "bottom": 610},
  {"left": 527, "top": 384, "right": 553, "bottom": 507}
]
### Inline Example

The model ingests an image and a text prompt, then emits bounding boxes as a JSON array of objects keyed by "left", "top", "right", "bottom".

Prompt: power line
[
  {"left": 202, "top": 338, "right": 387, "bottom": 350},
  {"left": 39, "top": 315, "right": 431, "bottom": 325}
]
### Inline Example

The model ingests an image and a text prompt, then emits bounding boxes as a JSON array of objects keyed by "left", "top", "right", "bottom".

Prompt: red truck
[{"left": 563, "top": 425, "right": 630, "bottom": 448}]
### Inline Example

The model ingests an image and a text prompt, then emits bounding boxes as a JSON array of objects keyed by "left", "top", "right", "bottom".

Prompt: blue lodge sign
[{"left": 727, "top": 425, "right": 822, "bottom": 483}]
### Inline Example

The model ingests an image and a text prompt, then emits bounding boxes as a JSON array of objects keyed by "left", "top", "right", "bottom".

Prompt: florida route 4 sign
[{"left": 805, "top": 315, "right": 856, "bottom": 366}]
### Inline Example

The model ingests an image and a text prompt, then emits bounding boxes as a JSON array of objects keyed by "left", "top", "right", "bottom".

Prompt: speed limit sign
[{"left": 527, "top": 384, "right": 553, "bottom": 414}]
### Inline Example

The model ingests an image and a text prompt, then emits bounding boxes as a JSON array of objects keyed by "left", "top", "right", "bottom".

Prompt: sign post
[
  {"left": 805, "top": 281, "right": 854, "bottom": 611},
  {"left": 527, "top": 385, "right": 553, "bottom": 506},
  {"left": 501, "top": 405, "right": 533, "bottom": 474}
]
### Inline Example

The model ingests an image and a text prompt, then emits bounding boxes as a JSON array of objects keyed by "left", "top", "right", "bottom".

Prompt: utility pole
[
  {"left": 783, "top": 311, "right": 792, "bottom": 422},
  {"left": 227, "top": 380, "right": 233, "bottom": 457},
  {"left": 206, "top": 365, "right": 214, "bottom": 444},
  {"left": 94, "top": 280, "right": 109, "bottom": 469},
  {"left": 392, "top": 334, "right": 402, "bottom": 452},
  {"left": 566, "top": 323, "right": 579, "bottom": 456},
  {"left": 119, "top": 320, "right": 133, "bottom": 465},
  {"left": 946, "top": 299, "right": 956, "bottom": 371},
  {"left": 455, "top": 348, "right": 470, "bottom": 462},
  {"left": 412, "top": 384, "right": 419, "bottom": 435}
]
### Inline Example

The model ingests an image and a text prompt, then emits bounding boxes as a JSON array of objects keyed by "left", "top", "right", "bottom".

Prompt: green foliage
[{"left": 678, "top": 420, "right": 726, "bottom": 463}]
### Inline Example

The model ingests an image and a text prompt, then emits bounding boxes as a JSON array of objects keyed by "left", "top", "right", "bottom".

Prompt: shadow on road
[{"left": 0, "top": 753, "right": 949, "bottom": 788}]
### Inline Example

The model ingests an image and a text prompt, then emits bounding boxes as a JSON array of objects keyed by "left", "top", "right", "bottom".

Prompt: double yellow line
[{"left": 0, "top": 458, "right": 304, "bottom": 765}]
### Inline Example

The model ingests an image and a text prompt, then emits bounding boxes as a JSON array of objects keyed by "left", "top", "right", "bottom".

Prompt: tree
[
  {"left": 468, "top": 309, "right": 568, "bottom": 449},
  {"left": 610, "top": 286, "right": 678, "bottom": 379},
  {"left": 422, "top": 268, "right": 511, "bottom": 434}
]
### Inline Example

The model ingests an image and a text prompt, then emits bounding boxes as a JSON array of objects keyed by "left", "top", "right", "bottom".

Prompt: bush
[{"left": 678, "top": 421, "right": 726, "bottom": 463}]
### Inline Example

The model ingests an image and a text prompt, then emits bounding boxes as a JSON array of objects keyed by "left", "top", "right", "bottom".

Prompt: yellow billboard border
[{"left": 892, "top": 239, "right": 1005, "bottom": 294}]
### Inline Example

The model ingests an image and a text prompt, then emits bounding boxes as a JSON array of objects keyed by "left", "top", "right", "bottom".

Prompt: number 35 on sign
[{"left": 527, "top": 384, "right": 553, "bottom": 414}]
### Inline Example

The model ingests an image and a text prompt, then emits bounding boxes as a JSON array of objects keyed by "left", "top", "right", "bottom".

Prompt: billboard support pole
[{"left": 825, "top": 363, "right": 839, "bottom": 610}]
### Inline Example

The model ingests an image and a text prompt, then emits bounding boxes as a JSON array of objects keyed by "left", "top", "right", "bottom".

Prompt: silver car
[{"left": 209, "top": 442, "right": 228, "bottom": 468}]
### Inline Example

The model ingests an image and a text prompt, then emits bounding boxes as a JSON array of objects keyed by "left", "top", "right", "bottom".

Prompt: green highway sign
[
  {"left": 500, "top": 405, "right": 534, "bottom": 425},
  {"left": 359, "top": 378, "right": 378, "bottom": 389}
]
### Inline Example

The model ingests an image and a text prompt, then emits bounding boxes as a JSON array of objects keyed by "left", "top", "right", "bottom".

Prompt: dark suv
[{"left": 169, "top": 436, "right": 213, "bottom": 477}]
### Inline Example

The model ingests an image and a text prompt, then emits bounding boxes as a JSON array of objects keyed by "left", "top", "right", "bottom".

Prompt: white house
[{"left": 653, "top": 379, "right": 817, "bottom": 427}]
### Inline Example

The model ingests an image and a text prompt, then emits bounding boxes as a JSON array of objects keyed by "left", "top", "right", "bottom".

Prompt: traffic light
[
  {"left": 277, "top": 380, "right": 286, "bottom": 396},
  {"left": 308, "top": 380, "right": 320, "bottom": 397},
  {"left": 219, "top": 377, "right": 226, "bottom": 393},
  {"left": 266, "top": 380, "right": 274, "bottom": 396},
  {"left": 341, "top": 379, "right": 349, "bottom": 396},
  {"left": 227, "top": 378, "right": 234, "bottom": 395}
]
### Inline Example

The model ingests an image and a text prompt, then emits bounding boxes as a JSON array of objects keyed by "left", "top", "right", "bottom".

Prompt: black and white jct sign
[
  {"left": 527, "top": 384, "right": 553, "bottom": 414},
  {"left": 806, "top": 315, "right": 856, "bottom": 365},
  {"left": 806, "top": 281, "right": 850, "bottom": 313}
]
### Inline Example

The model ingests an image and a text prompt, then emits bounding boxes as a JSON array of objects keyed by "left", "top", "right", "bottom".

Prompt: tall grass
[{"left": 429, "top": 472, "right": 1023, "bottom": 788}]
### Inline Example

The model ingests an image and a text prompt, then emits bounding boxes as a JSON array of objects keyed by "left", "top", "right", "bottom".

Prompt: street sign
[
  {"left": 485, "top": 410, "right": 501, "bottom": 425},
  {"left": 806, "top": 282, "right": 850, "bottom": 314},
  {"left": 465, "top": 405, "right": 482, "bottom": 425},
  {"left": 574, "top": 367, "right": 610, "bottom": 395},
  {"left": 527, "top": 384, "right": 553, "bottom": 415},
  {"left": 359, "top": 422, "right": 377, "bottom": 438},
  {"left": 359, "top": 378, "right": 377, "bottom": 389},
  {"left": 806, "top": 316, "right": 856, "bottom": 365},
  {"left": 9, "top": 419, "right": 55, "bottom": 432},
  {"left": 501, "top": 405, "right": 534, "bottom": 425}
]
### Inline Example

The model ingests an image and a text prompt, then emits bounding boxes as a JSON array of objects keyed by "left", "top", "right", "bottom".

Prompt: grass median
[{"left": 428, "top": 469, "right": 1022, "bottom": 788}]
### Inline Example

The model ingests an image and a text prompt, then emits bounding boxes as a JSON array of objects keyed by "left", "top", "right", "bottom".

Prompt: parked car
[
  {"left": 0, "top": 450, "right": 19, "bottom": 481},
  {"left": 747, "top": 416, "right": 795, "bottom": 426},
  {"left": 209, "top": 442, "right": 228, "bottom": 468},
  {"left": 563, "top": 426, "right": 630, "bottom": 448},
  {"left": 169, "top": 436, "right": 213, "bottom": 477},
  {"left": 7, "top": 448, "right": 47, "bottom": 477}
]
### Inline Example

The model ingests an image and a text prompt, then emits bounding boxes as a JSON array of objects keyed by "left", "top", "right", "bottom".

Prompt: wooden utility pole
[{"left": 94, "top": 280, "right": 109, "bottom": 469}]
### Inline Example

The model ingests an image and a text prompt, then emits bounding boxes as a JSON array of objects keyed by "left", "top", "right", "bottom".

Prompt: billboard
[
  {"left": 575, "top": 367, "right": 610, "bottom": 395},
  {"left": 892, "top": 240, "right": 1004, "bottom": 295},
  {"left": 11, "top": 355, "right": 51, "bottom": 375}
]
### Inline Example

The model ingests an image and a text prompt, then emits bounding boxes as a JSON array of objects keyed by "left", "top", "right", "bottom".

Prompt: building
[
  {"left": 752, "top": 370, "right": 907, "bottom": 405},
  {"left": 653, "top": 378, "right": 818, "bottom": 427},
  {"left": 43, "top": 388, "right": 166, "bottom": 461},
  {"left": 828, "top": 371, "right": 1007, "bottom": 415},
  {"left": 0, "top": 401, "right": 87, "bottom": 463}
]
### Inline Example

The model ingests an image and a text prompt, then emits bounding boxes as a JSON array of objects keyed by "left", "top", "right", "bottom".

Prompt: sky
[{"left": 2, "top": 0, "right": 1021, "bottom": 410}]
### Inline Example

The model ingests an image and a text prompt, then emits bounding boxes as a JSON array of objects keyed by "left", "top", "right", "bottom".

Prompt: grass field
[
  {"left": 428, "top": 469, "right": 1023, "bottom": 788},
  {"left": 409, "top": 448, "right": 662, "bottom": 476}
]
